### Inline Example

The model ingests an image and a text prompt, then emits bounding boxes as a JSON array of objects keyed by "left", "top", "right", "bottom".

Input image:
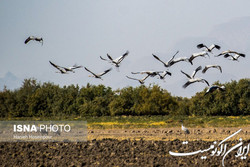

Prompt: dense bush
[{"left": 0, "top": 78, "right": 249, "bottom": 118}]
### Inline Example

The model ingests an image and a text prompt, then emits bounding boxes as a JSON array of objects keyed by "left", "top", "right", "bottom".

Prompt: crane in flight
[
  {"left": 84, "top": 67, "right": 112, "bottom": 80},
  {"left": 100, "top": 51, "right": 129, "bottom": 70},
  {"left": 183, "top": 78, "right": 210, "bottom": 88},
  {"left": 131, "top": 70, "right": 171, "bottom": 77},
  {"left": 202, "top": 65, "right": 222, "bottom": 73},
  {"left": 205, "top": 85, "right": 225, "bottom": 95},
  {"left": 157, "top": 71, "right": 172, "bottom": 80},
  {"left": 126, "top": 75, "right": 150, "bottom": 84},
  {"left": 25, "top": 36, "right": 43, "bottom": 45},
  {"left": 49, "top": 61, "right": 82, "bottom": 74},
  {"left": 223, "top": 53, "right": 246, "bottom": 61},
  {"left": 181, "top": 66, "right": 209, "bottom": 88},
  {"left": 197, "top": 43, "right": 221, "bottom": 52},
  {"left": 189, "top": 51, "right": 209, "bottom": 65},
  {"left": 152, "top": 51, "right": 191, "bottom": 68},
  {"left": 216, "top": 50, "right": 245, "bottom": 58}
]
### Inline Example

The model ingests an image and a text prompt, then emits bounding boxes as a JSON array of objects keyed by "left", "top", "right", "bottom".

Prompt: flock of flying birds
[{"left": 24, "top": 36, "right": 246, "bottom": 95}]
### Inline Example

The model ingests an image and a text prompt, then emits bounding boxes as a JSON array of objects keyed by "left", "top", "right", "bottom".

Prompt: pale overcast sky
[{"left": 0, "top": 0, "right": 249, "bottom": 97}]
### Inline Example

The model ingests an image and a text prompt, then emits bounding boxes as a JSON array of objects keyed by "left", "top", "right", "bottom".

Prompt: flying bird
[
  {"left": 216, "top": 50, "right": 245, "bottom": 57},
  {"left": 189, "top": 51, "right": 209, "bottom": 65},
  {"left": 183, "top": 78, "right": 210, "bottom": 88},
  {"left": 49, "top": 61, "right": 82, "bottom": 74},
  {"left": 131, "top": 71, "right": 160, "bottom": 77},
  {"left": 84, "top": 67, "right": 112, "bottom": 80},
  {"left": 25, "top": 36, "right": 43, "bottom": 45},
  {"left": 205, "top": 85, "right": 225, "bottom": 95},
  {"left": 157, "top": 71, "right": 172, "bottom": 80},
  {"left": 131, "top": 70, "right": 171, "bottom": 77},
  {"left": 126, "top": 75, "right": 149, "bottom": 84},
  {"left": 100, "top": 50, "right": 129, "bottom": 68},
  {"left": 152, "top": 51, "right": 191, "bottom": 68},
  {"left": 223, "top": 53, "right": 246, "bottom": 61},
  {"left": 202, "top": 65, "right": 222, "bottom": 73},
  {"left": 181, "top": 66, "right": 209, "bottom": 88},
  {"left": 197, "top": 43, "right": 221, "bottom": 52}
]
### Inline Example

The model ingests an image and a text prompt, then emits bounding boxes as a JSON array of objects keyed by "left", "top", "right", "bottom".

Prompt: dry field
[
  {"left": 0, "top": 139, "right": 249, "bottom": 167},
  {"left": 0, "top": 126, "right": 249, "bottom": 166}
]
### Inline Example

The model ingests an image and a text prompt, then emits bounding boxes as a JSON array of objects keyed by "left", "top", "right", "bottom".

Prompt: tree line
[{"left": 0, "top": 78, "right": 249, "bottom": 118}]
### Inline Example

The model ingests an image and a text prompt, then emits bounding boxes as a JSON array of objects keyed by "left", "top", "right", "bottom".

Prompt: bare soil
[{"left": 0, "top": 127, "right": 249, "bottom": 167}]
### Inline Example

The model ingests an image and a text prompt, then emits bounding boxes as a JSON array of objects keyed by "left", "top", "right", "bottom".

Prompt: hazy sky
[{"left": 0, "top": 0, "right": 249, "bottom": 97}]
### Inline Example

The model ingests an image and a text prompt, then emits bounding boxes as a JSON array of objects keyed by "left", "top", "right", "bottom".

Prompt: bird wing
[
  {"left": 108, "top": 51, "right": 129, "bottom": 64},
  {"left": 191, "top": 66, "right": 202, "bottom": 78},
  {"left": 173, "top": 57, "right": 189, "bottom": 62},
  {"left": 117, "top": 50, "right": 129, "bottom": 63},
  {"left": 84, "top": 67, "right": 98, "bottom": 76},
  {"left": 205, "top": 86, "right": 217, "bottom": 95},
  {"left": 171, "top": 57, "right": 189, "bottom": 65},
  {"left": 216, "top": 53, "right": 223, "bottom": 57},
  {"left": 224, "top": 53, "right": 233, "bottom": 58},
  {"left": 152, "top": 54, "right": 167, "bottom": 66},
  {"left": 107, "top": 54, "right": 114, "bottom": 61},
  {"left": 99, "top": 68, "right": 112, "bottom": 76},
  {"left": 167, "top": 51, "right": 179, "bottom": 64},
  {"left": 183, "top": 81, "right": 192, "bottom": 88},
  {"left": 202, "top": 65, "right": 222, "bottom": 73},
  {"left": 216, "top": 65, "right": 222, "bottom": 73},
  {"left": 131, "top": 72, "right": 142, "bottom": 74},
  {"left": 214, "top": 44, "right": 221, "bottom": 50},
  {"left": 100, "top": 56, "right": 108, "bottom": 61},
  {"left": 189, "top": 52, "right": 203, "bottom": 62},
  {"left": 218, "top": 86, "right": 226, "bottom": 91},
  {"left": 122, "top": 50, "right": 129, "bottom": 57},
  {"left": 49, "top": 61, "right": 64, "bottom": 71},
  {"left": 209, "top": 44, "right": 221, "bottom": 51},
  {"left": 188, "top": 55, "right": 195, "bottom": 64},
  {"left": 237, "top": 53, "right": 245, "bottom": 57},
  {"left": 197, "top": 43, "right": 208, "bottom": 50},
  {"left": 24, "top": 36, "right": 33, "bottom": 44},
  {"left": 126, "top": 76, "right": 140, "bottom": 81},
  {"left": 202, "top": 79, "right": 210, "bottom": 86},
  {"left": 160, "top": 71, "right": 172, "bottom": 77},
  {"left": 202, "top": 66, "right": 209, "bottom": 73},
  {"left": 141, "top": 75, "right": 150, "bottom": 81},
  {"left": 35, "top": 37, "right": 43, "bottom": 45},
  {"left": 115, "top": 55, "right": 126, "bottom": 64},
  {"left": 68, "top": 64, "right": 83, "bottom": 70},
  {"left": 165, "top": 71, "right": 171, "bottom": 76},
  {"left": 234, "top": 53, "right": 246, "bottom": 59},
  {"left": 131, "top": 71, "right": 153, "bottom": 75},
  {"left": 216, "top": 50, "right": 230, "bottom": 57},
  {"left": 181, "top": 70, "right": 191, "bottom": 79}
]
